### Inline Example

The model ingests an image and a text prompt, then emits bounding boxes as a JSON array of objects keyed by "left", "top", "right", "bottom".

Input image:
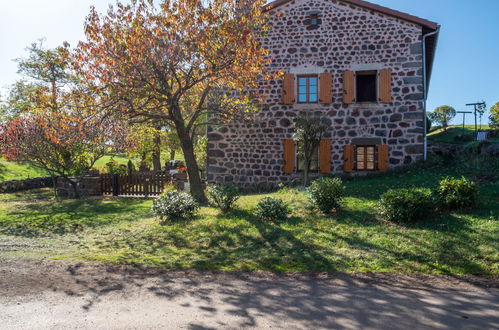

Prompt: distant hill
[{"left": 427, "top": 125, "right": 498, "bottom": 144}]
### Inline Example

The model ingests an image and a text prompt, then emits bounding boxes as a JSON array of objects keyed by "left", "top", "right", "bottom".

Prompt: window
[
  {"left": 356, "top": 70, "right": 377, "bottom": 103},
  {"left": 297, "top": 75, "right": 318, "bottom": 103},
  {"left": 310, "top": 14, "right": 318, "bottom": 26},
  {"left": 296, "top": 142, "right": 319, "bottom": 172},
  {"left": 356, "top": 145, "right": 376, "bottom": 171}
]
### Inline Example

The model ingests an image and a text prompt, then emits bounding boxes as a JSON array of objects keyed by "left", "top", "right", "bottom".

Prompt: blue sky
[{"left": 1, "top": 0, "right": 498, "bottom": 124}]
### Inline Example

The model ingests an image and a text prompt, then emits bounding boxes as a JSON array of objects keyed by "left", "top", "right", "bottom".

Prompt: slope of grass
[
  {"left": 428, "top": 125, "right": 498, "bottom": 144},
  {"left": 0, "top": 163, "right": 497, "bottom": 275},
  {"left": 0, "top": 159, "right": 48, "bottom": 182}
]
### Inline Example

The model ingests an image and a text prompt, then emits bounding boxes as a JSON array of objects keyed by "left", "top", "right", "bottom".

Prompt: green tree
[
  {"left": 293, "top": 113, "right": 329, "bottom": 187},
  {"left": 127, "top": 124, "right": 181, "bottom": 170},
  {"left": 429, "top": 105, "right": 456, "bottom": 131},
  {"left": 489, "top": 102, "right": 499, "bottom": 130}
]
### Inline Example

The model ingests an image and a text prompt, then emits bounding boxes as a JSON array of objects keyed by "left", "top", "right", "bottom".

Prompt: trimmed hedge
[
  {"left": 435, "top": 177, "right": 477, "bottom": 210},
  {"left": 377, "top": 188, "right": 435, "bottom": 222},
  {"left": 207, "top": 184, "right": 240, "bottom": 213},
  {"left": 307, "top": 177, "right": 345, "bottom": 214},
  {"left": 152, "top": 191, "right": 199, "bottom": 221},
  {"left": 255, "top": 197, "right": 290, "bottom": 221}
]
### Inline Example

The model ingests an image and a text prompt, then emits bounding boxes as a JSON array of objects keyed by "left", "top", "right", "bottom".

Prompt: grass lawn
[
  {"left": 0, "top": 159, "right": 48, "bottom": 182},
  {"left": 428, "top": 125, "right": 499, "bottom": 144},
  {"left": 1, "top": 164, "right": 497, "bottom": 276}
]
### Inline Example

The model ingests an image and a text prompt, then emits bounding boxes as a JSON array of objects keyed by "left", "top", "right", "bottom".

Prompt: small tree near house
[
  {"left": 76, "top": 0, "right": 271, "bottom": 202},
  {"left": 293, "top": 113, "right": 329, "bottom": 187},
  {"left": 429, "top": 105, "right": 456, "bottom": 131},
  {"left": 489, "top": 102, "right": 499, "bottom": 130}
]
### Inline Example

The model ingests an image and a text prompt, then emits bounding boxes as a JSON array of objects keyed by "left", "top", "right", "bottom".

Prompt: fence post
[
  {"left": 144, "top": 177, "right": 149, "bottom": 197},
  {"left": 112, "top": 174, "right": 120, "bottom": 196}
]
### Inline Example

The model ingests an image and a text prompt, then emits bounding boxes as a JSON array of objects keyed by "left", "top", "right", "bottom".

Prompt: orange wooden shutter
[
  {"left": 282, "top": 74, "right": 295, "bottom": 105},
  {"left": 343, "top": 145, "right": 354, "bottom": 173},
  {"left": 377, "top": 144, "right": 389, "bottom": 171},
  {"left": 283, "top": 139, "right": 295, "bottom": 174},
  {"left": 343, "top": 71, "right": 355, "bottom": 104},
  {"left": 379, "top": 69, "right": 392, "bottom": 103},
  {"left": 319, "top": 139, "right": 332, "bottom": 174},
  {"left": 319, "top": 73, "right": 333, "bottom": 104}
]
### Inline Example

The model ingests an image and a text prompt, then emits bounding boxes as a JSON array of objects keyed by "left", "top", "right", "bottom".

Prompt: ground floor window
[
  {"left": 296, "top": 142, "right": 319, "bottom": 172},
  {"left": 356, "top": 145, "right": 376, "bottom": 171}
]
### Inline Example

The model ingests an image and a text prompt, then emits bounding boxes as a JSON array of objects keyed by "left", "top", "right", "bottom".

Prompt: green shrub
[
  {"left": 106, "top": 157, "right": 127, "bottom": 175},
  {"left": 307, "top": 177, "right": 345, "bottom": 214},
  {"left": 255, "top": 197, "right": 290, "bottom": 221},
  {"left": 152, "top": 191, "right": 199, "bottom": 221},
  {"left": 377, "top": 188, "right": 435, "bottom": 222},
  {"left": 207, "top": 184, "right": 240, "bottom": 213},
  {"left": 435, "top": 177, "right": 477, "bottom": 210}
]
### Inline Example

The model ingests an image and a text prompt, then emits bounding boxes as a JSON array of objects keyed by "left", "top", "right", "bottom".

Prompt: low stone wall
[
  {"left": 0, "top": 177, "right": 53, "bottom": 193},
  {"left": 427, "top": 141, "right": 464, "bottom": 156},
  {"left": 56, "top": 176, "right": 101, "bottom": 198}
]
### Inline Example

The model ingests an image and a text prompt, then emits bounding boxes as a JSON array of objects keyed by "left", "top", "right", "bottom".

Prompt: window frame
[
  {"left": 295, "top": 140, "right": 320, "bottom": 173},
  {"left": 297, "top": 74, "right": 319, "bottom": 104},
  {"left": 355, "top": 145, "right": 377, "bottom": 171},
  {"left": 310, "top": 14, "right": 319, "bottom": 26},
  {"left": 355, "top": 70, "right": 378, "bottom": 104}
]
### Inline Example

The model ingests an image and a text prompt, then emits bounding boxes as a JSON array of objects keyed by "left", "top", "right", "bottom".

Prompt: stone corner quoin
[{"left": 207, "top": 0, "right": 437, "bottom": 186}]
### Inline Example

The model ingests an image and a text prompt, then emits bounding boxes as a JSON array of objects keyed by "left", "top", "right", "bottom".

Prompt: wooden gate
[{"left": 101, "top": 172, "right": 171, "bottom": 197}]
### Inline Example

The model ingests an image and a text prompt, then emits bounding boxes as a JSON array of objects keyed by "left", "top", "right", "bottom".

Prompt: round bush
[
  {"left": 207, "top": 184, "right": 240, "bottom": 213},
  {"left": 307, "top": 177, "right": 345, "bottom": 214},
  {"left": 377, "top": 188, "right": 435, "bottom": 222},
  {"left": 435, "top": 177, "right": 477, "bottom": 210},
  {"left": 255, "top": 197, "right": 290, "bottom": 221},
  {"left": 152, "top": 191, "right": 199, "bottom": 221}
]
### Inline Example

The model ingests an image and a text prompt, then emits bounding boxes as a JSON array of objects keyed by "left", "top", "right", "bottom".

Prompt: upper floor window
[
  {"left": 297, "top": 75, "right": 318, "bottom": 103},
  {"left": 310, "top": 14, "right": 319, "bottom": 26},
  {"left": 356, "top": 70, "right": 377, "bottom": 103}
]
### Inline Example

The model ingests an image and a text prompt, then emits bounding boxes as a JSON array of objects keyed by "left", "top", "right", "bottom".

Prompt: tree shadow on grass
[
  {"left": 188, "top": 208, "right": 336, "bottom": 272},
  {"left": 0, "top": 196, "right": 151, "bottom": 238}
]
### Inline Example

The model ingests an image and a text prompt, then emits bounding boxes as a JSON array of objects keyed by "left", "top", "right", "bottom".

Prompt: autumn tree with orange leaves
[{"left": 76, "top": 0, "right": 271, "bottom": 202}]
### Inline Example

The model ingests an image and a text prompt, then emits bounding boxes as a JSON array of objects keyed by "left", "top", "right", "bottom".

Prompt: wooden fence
[{"left": 101, "top": 172, "right": 172, "bottom": 197}]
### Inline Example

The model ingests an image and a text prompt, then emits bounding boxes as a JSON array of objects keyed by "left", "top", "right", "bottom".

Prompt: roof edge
[{"left": 264, "top": 0, "right": 438, "bottom": 30}]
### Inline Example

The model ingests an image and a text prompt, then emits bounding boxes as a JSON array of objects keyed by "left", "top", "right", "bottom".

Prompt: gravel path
[{"left": 1, "top": 257, "right": 498, "bottom": 329}]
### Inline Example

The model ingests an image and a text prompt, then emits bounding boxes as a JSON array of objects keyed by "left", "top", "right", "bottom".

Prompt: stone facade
[{"left": 207, "top": 0, "right": 437, "bottom": 186}]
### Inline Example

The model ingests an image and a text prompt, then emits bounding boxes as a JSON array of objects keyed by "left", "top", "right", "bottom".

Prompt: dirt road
[{"left": 1, "top": 257, "right": 498, "bottom": 329}]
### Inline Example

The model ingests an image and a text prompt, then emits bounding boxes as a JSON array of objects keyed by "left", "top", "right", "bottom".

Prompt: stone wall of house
[
  {"left": 207, "top": 0, "right": 426, "bottom": 185},
  {"left": 56, "top": 176, "right": 101, "bottom": 198}
]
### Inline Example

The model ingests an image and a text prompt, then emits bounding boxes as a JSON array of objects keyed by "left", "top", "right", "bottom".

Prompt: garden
[{"left": 1, "top": 157, "right": 497, "bottom": 276}]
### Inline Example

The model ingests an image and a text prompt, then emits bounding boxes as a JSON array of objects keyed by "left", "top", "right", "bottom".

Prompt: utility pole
[
  {"left": 466, "top": 102, "right": 486, "bottom": 137},
  {"left": 456, "top": 111, "right": 473, "bottom": 136}
]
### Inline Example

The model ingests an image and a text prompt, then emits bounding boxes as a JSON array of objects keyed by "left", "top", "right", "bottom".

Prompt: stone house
[{"left": 206, "top": 0, "right": 439, "bottom": 186}]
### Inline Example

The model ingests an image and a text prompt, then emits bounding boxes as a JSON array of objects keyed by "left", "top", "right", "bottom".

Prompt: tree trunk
[
  {"left": 170, "top": 149, "right": 176, "bottom": 161},
  {"left": 174, "top": 121, "right": 207, "bottom": 203},
  {"left": 50, "top": 173, "right": 60, "bottom": 201},
  {"left": 67, "top": 177, "right": 80, "bottom": 199},
  {"left": 152, "top": 128, "right": 162, "bottom": 171}
]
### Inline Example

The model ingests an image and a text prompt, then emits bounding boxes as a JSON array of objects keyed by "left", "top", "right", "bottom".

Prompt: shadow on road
[{"left": 45, "top": 261, "right": 499, "bottom": 329}]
